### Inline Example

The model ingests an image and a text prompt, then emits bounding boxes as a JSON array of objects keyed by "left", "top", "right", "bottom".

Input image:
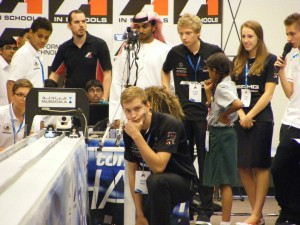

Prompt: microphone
[{"left": 274, "top": 42, "right": 293, "bottom": 75}]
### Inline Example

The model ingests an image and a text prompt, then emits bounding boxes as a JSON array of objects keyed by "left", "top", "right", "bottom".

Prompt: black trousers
[
  {"left": 143, "top": 173, "right": 196, "bottom": 225},
  {"left": 183, "top": 120, "right": 214, "bottom": 217},
  {"left": 271, "top": 124, "right": 300, "bottom": 223}
]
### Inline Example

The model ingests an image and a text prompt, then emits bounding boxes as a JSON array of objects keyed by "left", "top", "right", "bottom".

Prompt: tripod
[{"left": 124, "top": 39, "right": 140, "bottom": 88}]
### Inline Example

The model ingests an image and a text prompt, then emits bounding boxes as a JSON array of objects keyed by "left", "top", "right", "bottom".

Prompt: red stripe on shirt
[
  {"left": 96, "top": 59, "right": 103, "bottom": 82},
  {"left": 55, "top": 63, "right": 66, "bottom": 76}
]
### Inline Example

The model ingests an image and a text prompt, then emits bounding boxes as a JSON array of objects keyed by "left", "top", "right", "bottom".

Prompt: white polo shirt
[
  {"left": 9, "top": 41, "right": 44, "bottom": 88},
  {"left": 0, "top": 104, "right": 25, "bottom": 149},
  {"left": 0, "top": 55, "right": 10, "bottom": 106},
  {"left": 282, "top": 51, "right": 300, "bottom": 128}
]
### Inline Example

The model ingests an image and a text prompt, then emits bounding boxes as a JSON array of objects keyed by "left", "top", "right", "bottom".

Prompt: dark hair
[
  {"left": 0, "top": 36, "right": 17, "bottom": 48},
  {"left": 68, "top": 9, "right": 85, "bottom": 23},
  {"left": 284, "top": 13, "right": 300, "bottom": 30},
  {"left": 12, "top": 79, "right": 34, "bottom": 94},
  {"left": 207, "top": 52, "right": 231, "bottom": 77},
  {"left": 19, "top": 28, "right": 30, "bottom": 38},
  {"left": 31, "top": 17, "right": 53, "bottom": 33},
  {"left": 85, "top": 79, "right": 103, "bottom": 92}
]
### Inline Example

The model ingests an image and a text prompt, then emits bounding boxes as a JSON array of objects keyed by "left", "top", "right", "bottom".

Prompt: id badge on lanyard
[
  {"left": 135, "top": 170, "right": 151, "bottom": 194},
  {"left": 187, "top": 55, "right": 202, "bottom": 102},
  {"left": 189, "top": 82, "right": 202, "bottom": 102},
  {"left": 241, "top": 63, "right": 251, "bottom": 107},
  {"left": 134, "top": 133, "right": 152, "bottom": 194}
]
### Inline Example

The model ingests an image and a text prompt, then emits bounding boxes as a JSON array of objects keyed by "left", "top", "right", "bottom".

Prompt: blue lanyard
[
  {"left": 187, "top": 55, "right": 201, "bottom": 81},
  {"left": 36, "top": 56, "right": 45, "bottom": 82},
  {"left": 9, "top": 104, "right": 24, "bottom": 144},
  {"left": 244, "top": 63, "right": 249, "bottom": 86}
]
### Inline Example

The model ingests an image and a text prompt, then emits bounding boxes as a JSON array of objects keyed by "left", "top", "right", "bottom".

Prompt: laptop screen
[{"left": 88, "top": 103, "right": 109, "bottom": 126}]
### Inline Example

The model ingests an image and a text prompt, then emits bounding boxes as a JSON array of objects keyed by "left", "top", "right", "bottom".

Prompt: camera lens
[{"left": 61, "top": 116, "right": 66, "bottom": 121}]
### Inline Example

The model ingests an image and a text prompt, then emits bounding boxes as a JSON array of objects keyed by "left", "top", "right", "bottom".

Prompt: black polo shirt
[
  {"left": 51, "top": 32, "right": 112, "bottom": 88},
  {"left": 163, "top": 39, "right": 223, "bottom": 121},
  {"left": 232, "top": 53, "right": 277, "bottom": 122},
  {"left": 124, "top": 112, "right": 197, "bottom": 181}
]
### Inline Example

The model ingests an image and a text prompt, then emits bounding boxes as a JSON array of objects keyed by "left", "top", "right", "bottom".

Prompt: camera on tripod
[{"left": 123, "top": 27, "right": 139, "bottom": 44}]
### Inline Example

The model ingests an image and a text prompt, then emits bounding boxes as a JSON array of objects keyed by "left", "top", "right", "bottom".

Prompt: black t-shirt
[
  {"left": 232, "top": 53, "right": 277, "bottom": 122},
  {"left": 163, "top": 39, "right": 223, "bottom": 121},
  {"left": 123, "top": 112, "right": 197, "bottom": 181},
  {"left": 51, "top": 32, "right": 112, "bottom": 89}
]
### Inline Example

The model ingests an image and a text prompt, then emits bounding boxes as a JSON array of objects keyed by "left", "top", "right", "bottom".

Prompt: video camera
[{"left": 123, "top": 27, "right": 139, "bottom": 44}]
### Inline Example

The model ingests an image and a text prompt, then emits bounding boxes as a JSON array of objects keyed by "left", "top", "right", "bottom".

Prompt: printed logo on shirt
[
  {"left": 176, "top": 62, "right": 188, "bottom": 77},
  {"left": 85, "top": 52, "right": 93, "bottom": 58},
  {"left": 33, "top": 61, "right": 40, "bottom": 70},
  {"left": 165, "top": 131, "right": 176, "bottom": 145},
  {"left": 236, "top": 84, "right": 259, "bottom": 90},
  {"left": 2, "top": 123, "right": 12, "bottom": 134},
  {"left": 48, "top": 0, "right": 112, "bottom": 24}
]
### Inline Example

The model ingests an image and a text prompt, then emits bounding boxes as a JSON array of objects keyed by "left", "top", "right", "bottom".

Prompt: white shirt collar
[
  {"left": 24, "top": 41, "right": 41, "bottom": 58},
  {"left": 0, "top": 55, "right": 10, "bottom": 70}
]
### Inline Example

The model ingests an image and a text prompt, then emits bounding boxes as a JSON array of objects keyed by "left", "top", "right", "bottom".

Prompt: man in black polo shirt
[
  {"left": 47, "top": 9, "right": 112, "bottom": 101},
  {"left": 162, "top": 13, "right": 223, "bottom": 224},
  {"left": 121, "top": 86, "right": 197, "bottom": 225}
]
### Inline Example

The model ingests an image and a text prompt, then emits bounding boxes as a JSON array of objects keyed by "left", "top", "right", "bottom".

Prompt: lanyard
[
  {"left": 187, "top": 55, "right": 201, "bottom": 81},
  {"left": 244, "top": 62, "right": 249, "bottom": 86},
  {"left": 9, "top": 104, "right": 24, "bottom": 144},
  {"left": 36, "top": 56, "right": 45, "bottom": 82}
]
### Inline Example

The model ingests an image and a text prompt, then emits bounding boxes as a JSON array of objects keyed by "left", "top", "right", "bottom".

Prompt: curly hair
[{"left": 145, "top": 86, "right": 184, "bottom": 120}]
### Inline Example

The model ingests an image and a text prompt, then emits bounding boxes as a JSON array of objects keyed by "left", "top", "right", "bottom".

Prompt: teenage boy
[
  {"left": 0, "top": 36, "right": 18, "bottom": 106},
  {"left": 0, "top": 79, "right": 33, "bottom": 151},
  {"left": 161, "top": 13, "right": 223, "bottom": 223},
  {"left": 121, "top": 86, "right": 197, "bottom": 225},
  {"left": 272, "top": 12, "right": 300, "bottom": 225},
  {"left": 85, "top": 79, "right": 104, "bottom": 103},
  {"left": 7, "top": 17, "right": 52, "bottom": 103}
]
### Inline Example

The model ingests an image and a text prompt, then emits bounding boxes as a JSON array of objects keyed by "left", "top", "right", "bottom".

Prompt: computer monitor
[{"left": 25, "top": 88, "right": 89, "bottom": 135}]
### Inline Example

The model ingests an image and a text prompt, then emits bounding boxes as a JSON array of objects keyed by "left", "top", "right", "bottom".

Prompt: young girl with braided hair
[{"left": 203, "top": 52, "right": 243, "bottom": 225}]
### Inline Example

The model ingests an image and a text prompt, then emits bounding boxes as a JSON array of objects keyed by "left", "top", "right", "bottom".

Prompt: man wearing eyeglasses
[
  {"left": 0, "top": 36, "right": 18, "bottom": 106},
  {"left": 0, "top": 79, "right": 33, "bottom": 151},
  {"left": 85, "top": 79, "right": 104, "bottom": 103}
]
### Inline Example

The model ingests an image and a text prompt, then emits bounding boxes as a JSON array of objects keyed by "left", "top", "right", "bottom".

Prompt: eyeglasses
[
  {"left": 88, "top": 88, "right": 103, "bottom": 93},
  {"left": 2, "top": 46, "right": 18, "bottom": 51},
  {"left": 14, "top": 93, "right": 27, "bottom": 99}
]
